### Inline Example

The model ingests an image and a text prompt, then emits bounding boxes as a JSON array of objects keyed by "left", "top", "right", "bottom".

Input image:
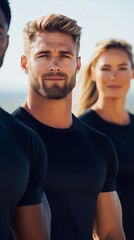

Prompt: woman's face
[{"left": 92, "top": 48, "right": 134, "bottom": 99}]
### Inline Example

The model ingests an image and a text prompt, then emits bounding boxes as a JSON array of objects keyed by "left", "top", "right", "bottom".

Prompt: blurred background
[{"left": 1, "top": 0, "right": 134, "bottom": 113}]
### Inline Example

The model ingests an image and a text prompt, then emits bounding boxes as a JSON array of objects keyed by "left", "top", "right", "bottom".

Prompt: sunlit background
[{"left": 0, "top": 0, "right": 134, "bottom": 113}]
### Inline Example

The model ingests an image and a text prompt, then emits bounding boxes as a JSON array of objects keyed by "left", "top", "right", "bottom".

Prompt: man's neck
[{"left": 22, "top": 92, "right": 73, "bottom": 129}]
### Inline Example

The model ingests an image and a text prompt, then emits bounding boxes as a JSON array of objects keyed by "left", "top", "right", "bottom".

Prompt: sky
[{"left": 1, "top": 0, "right": 134, "bottom": 98}]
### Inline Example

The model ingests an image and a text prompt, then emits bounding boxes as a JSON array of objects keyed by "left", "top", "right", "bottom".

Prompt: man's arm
[
  {"left": 11, "top": 203, "right": 50, "bottom": 240},
  {"left": 94, "top": 191, "right": 125, "bottom": 240}
]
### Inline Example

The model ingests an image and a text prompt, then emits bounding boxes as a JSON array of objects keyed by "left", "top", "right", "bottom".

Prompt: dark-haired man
[
  {"left": 0, "top": 0, "right": 10, "bottom": 67},
  {"left": 0, "top": 1, "right": 50, "bottom": 239}
]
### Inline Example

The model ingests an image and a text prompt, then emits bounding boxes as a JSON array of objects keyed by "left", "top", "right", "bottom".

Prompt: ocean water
[
  {"left": 0, "top": 92, "right": 26, "bottom": 113},
  {"left": 0, "top": 91, "right": 134, "bottom": 114}
]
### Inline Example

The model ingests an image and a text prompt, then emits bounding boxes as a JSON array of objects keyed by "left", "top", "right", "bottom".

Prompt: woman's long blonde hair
[{"left": 75, "top": 38, "right": 134, "bottom": 116}]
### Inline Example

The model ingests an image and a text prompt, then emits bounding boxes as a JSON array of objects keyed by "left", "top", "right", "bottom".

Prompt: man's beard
[{"left": 31, "top": 73, "right": 76, "bottom": 99}]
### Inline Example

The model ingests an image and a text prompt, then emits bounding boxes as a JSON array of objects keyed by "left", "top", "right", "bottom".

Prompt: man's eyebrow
[
  {"left": 0, "top": 23, "right": 8, "bottom": 33},
  {"left": 0, "top": 24, "right": 4, "bottom": 30},
  {"left": 35, "top": 50, "right": 50, "bottom": 55},
  {"left": 59, "top": 51, "right": 74, "bottom": 55},
  {"left": 118, "top": 63, "right": 128, "bottom": 67},
  {"left": 35, "top": 50, "right": 74, "bottom": 55}
]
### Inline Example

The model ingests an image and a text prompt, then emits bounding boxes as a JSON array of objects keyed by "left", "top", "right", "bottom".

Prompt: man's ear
[
  {"left": 76, "top": 56, "right": 81, "bottom": 73},
  {"left": 21, "top": 55, "right": 29, "bottom": 74}
]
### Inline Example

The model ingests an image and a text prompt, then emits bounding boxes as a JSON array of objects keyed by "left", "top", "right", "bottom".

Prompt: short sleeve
[
  {"left": 18, "top": 132, "right": 47, "bottom": 206},
  {"left": 101, "top": 137, "right": 119, "bottom": 192}
]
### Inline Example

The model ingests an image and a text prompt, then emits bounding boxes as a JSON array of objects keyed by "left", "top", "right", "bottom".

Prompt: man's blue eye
[{"left": 101, "top": 68, "right": 109, "bottom": 71}]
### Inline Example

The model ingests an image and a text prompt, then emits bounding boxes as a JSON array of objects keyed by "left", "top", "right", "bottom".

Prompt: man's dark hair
[{"left": 0, "top": 0, "right": 11, "bottom": 28}]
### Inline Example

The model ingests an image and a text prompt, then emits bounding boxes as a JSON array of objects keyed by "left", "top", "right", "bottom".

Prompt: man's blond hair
[{"left": 23, "top": 13, "right": 82, "bottom": 55}]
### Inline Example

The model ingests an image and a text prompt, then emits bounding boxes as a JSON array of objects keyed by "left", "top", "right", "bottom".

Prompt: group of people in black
[{"left": 0, "top": 1, "right": 133, "bottom": 239}]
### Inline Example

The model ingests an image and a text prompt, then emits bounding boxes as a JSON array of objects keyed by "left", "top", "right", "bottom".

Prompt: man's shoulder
[
  {"left": 74, "top": 114, "right": 114, "bottom": 147},
  {"left": 11, "top": 108, "right": 37, "bottom": 139},
  {"left": 75, "top": 114, "right": 105, "bottom": 135},
  {"left": 12, "top": 106, "right": 47, "bottom": 155},
  {"left": 12, "top": 107, "right": 38, "bottom": 130},
  {"left": 0, "top": 107, "right": 44, "bottom": 155},
  {"left": 12, "top": 106, "right": 27, "bottom": 121}
]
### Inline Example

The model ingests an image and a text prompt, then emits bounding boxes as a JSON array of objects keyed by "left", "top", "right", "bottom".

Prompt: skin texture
[
  {"left": 93, "top": 192, "right": 125, "bottom": 240},
  {"left": 21, "top": 31, "right": 125, "bottom": 239},
  {"left": 0, "top": 7, "right": 50, "bottom": 240},
  {"left": 12, "top": 204, "right": 50, "bottom": 240},
  {"left": 91, "top": 49, "right": 134, "bottom": 124},
  {"left": 21, "top": 32, "right": 81, "bottom": 128}
]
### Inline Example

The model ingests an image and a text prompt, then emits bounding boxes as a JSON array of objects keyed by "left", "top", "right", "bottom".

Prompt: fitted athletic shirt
[
  {"left": 13, "top": 107, "right": 118, "bottom": 240},
  {"left": 79, "top": 109, "right": 134, "bottom": 239},
  {"left": 0, "top": 107, "right": 47, "bottom": 240}
]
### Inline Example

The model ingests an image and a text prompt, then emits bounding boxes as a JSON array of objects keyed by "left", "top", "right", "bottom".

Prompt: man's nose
[{"left": 48, "top": 58, "right": 61, "bottom": 72}]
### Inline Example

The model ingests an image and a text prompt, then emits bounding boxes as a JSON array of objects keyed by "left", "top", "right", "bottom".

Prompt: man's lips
[{"left": 45, "top": 76, "right": 64, "bottom": 81}]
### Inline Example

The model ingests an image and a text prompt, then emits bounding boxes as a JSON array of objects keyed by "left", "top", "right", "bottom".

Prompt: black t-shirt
[
  {"left": 13, "top": 107, "right": 118, "bottom": 240},
  {"left": 79, "top": 109, "right": 134, "bottom": 239},
  {"left": 0, "top": 107, "right": 47, "bottom": 240}
]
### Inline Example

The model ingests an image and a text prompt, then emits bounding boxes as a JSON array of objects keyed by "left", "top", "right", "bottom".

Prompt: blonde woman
[{"left": 77, "top": 39, "right": 134, "bottom": 239}]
